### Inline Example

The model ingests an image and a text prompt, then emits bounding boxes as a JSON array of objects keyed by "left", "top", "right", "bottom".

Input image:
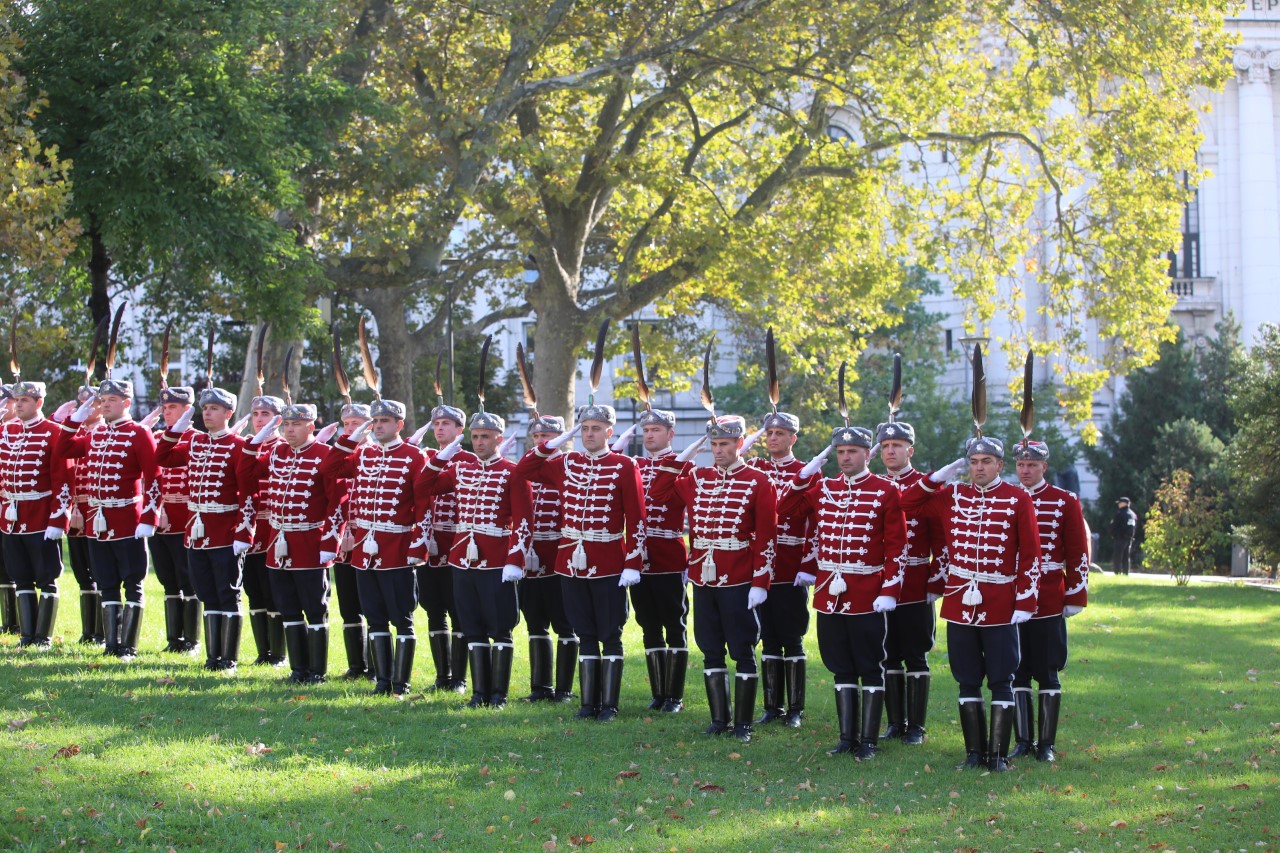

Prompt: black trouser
[
  {"left": 520, "top": 575, "right": 575, "bottom": 638},
  {"left": 1014, "top": 615, "right": 1068, "bottom": 691},
  {"left": 148, "top": 533, "right": 193, "bottom": 597},
  {"left": 67, "top": 536, "right": 96, "bottom": 591},
  {"left": 884, "top": 599, "right": 936, "bottom": 673},
  {"left": 357, "top": 567, "right": 417, "bottom": 635},
  {"left": 187, "top": 546, "right": 244, "bottom": 613},
  {"left": 269, "top": 568, "right": 330, "bottom": 625},
  {"left": 562, "top": 575, "right": 628, "bottom": 658},
  {"left": 333, "top": 561, "right": 364, "bottom": 624},
  {"left": 1113, "top": 536, "right": 1133, "bottom": 574},
  {"left": 2, "top": 532, "right": 63, "bottom": 594},
  {"left": 691, "top": 584, "right": 760, "bottom": 673},
  {"left": 947, "top": 622, "right": 1021, "bottom": 703},
  {"left": 757, "top": 583, "right": 808, "bottom": 658},
  {"left": 417, "top": 563, "right": 458, "bottom": 633},
  {"left": 453, "top": 567, "right": 519, "bottom": 643},
  {"left": 87, "top": 537, "right": 148, "bottom": 604},
  {"left": 630, "top": 572, "right": 688, "bottom": 649},
  {"left": 242, "top": 552, "right": 277, "bottom": 615},
  {"left": 817, "top": 611, "right": 886, "bottom": 687}
]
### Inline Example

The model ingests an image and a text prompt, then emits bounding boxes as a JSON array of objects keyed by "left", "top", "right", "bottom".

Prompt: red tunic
[
  {"left": 649, "top": 458, "right": 776, "bottom": 590},
  {"left": 66, "top": 423, "right": 105, "bottom": 537},
  {"left": 156, "top": 427, "right": 249, "bottom": 550},
  {"left": 780, "top": 468, "right": 906, "bottom": 615},
  {"left": 901, "top": 477, "right": 1041, "bottom": 627},
  {"left": 525, "top": 451, "right": 564, "bottom": 578},
  {"left": 417, "top": 447, "right": 478, "bottom": 566},
  {"left": 154, "top": 430, "right": 192, "bottom": 536},
  {"left": 636, "top": 450, "right": 690, "bottom": 575},
  {"left": 59, "top": 416, "right": 158, "bottom": 541},
  {"left": 237, "top": 438, "right": 345, "bottom": 570},
  {"left": 748, "top": 455, "right": 813, "bottom": 584},
  {"left": 1023, "top": 480, "right": 1089, "bottom": 617},
  {"left": 0, "top": 416, "right": 71, "bottom": 535},
  {"left": 883, "top": 466, "right": 948, "bottom": 604},
  {"left": 417, "top": 453, "right": 532, "bottom": 571},
  {"left": 238, "top": 434, "right": 283, "bottom": 555},
  {"left": 320, "top": 436, "right": 427, "bottom": 570}
]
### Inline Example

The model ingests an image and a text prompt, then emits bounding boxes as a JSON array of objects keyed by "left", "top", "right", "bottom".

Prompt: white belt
[
  {"left": 562, "top": 526, "right": 624, "bottom": 543},
  {"left": 532, "top": 531, "right": 560, "bottom": 542},
  {"left": 432, "top": 521, "right": 459, "bottom": 533},
  {"left": 189, "top": 501, "right": 239, "bottom": 513},
  {"left": 949, "top": 566, "right": 1015, "bottom": 584},
  {"left": 646, "top": 528, "right": 686, "bottom": 540},
  {"left": 74, "top": 495, "right": 90, "bottom": 504},
  {"left": 776, "top": 534, "right": 806, "bottom": 546},
  {"left": 1040, "top": 560, "right": 1064, "bottom": 572},
  {"left": 89, "top": 496, "right": 140, "bottom": 509},
  {"left": 4, "top": 490, "right": 51, "bottom": 501},
  {"left": 458, "top": 521, "right": 509, "bottom": 538},
  {"left": 272, "top": 518, "right": 324, "bottom": 533},
  {"left": 692, "top": 536, "right": 749, "bottom": 551},
  {"left": 162, "top": 494, "right": 187, "bottom": 504},
  {"left": 817, "top": 559, "right": 882, "bottom": 576},
  {"left": 354, "top": 518, "right": 414, "bottom": 534},
  {"left": 902, "top": 556, "right": 930, "bottom": 566}
]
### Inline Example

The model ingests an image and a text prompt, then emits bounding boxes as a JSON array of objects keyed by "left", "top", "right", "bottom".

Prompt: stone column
[{"left": 1233, "top": 47, "right": 1280, "bottom": 346}]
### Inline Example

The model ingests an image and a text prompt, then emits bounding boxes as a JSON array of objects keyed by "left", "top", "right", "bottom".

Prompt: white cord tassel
[
  {"left": 571, "top": 541, "right": 587, "bottom": 572},
  {"left": 465, "top": 535, "right": 479, "bottom": 565},
  {"left": 4, "top": 503, "right": 16, "bottom": 522},
  {"left": 93, "top": 509, "right": 107, "bottom": 534},
  {"left": 363, "top": 532, "right": 379, "bottom": 556},
  {"left": 274, "top": 531, "right": 289, "bottom": 561},
  {"left": 528, "top": 548, "right": 540, "bottom": 573},
  {"left": 701, "top": 550, "right": 717, "bottom": 584},
  {"left": 828, "top": 570, "right": 847, "bottom": 597},
  {"left": 427, "top": 535, "right": 438, "bottom": 557},
  {"left": 190, "top": 513, "right": 205, "bottom": 541},
  {"left": 962, "top": 580, "right": 983, "bottom": 607}
]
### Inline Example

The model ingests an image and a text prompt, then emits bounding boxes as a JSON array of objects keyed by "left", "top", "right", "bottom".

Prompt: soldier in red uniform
[
  {"left": 1012, "top": 439, "right": 1088, "bottom": 762},
  {"left": 321, "top": 399, "right": 428, "bottom": 697},
  {"left": 146, "top": 386, "right": 201, "bottom": 653},
  {"left": 59, "top": 379, "right": 159, "bottom": 659},
  {"left": 517, "top": 415, "right": 579, "bottom": 703},
  {"left": 61, "top": 384, "right": 106, "bottom": 644},
  {"left": 0, "top": 384, "right": 14, "bottom": 634},
  {"left": 240, "top": 394, "right": 287, "bottom": 666},
  {"left": 419, "top": 412, "right": 530, "bottom": 708},
  {"left": 516, "top": 404, "right": 645, "bottom": 722},
  {"left": 332, "top": 403, "right": 371, "bottom": 680},
  {"left": 1, "top": 380, "right": 71, "bottom": 647},
  {"left": 650, "top": 416, "right": 777, "bottom": 743},
  {"left": 901, "top": 437, "right": 1041, "bottom": 771},
  {"left": 875, "top": 420, "right": 947, "bottom": 745},
  {"left": 782, "top": 426, "right": 907, "bottom": 759},
  {"left": 747, "top": 411, "right": 814, "bottom": 729},
  {"left": 240, "top": 404, "right": 346, "bottom": 683}
]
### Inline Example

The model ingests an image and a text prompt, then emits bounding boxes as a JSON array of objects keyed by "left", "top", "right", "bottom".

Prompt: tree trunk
[
  {"left": 361, "top": 287, "right": 415, "bottom": 420},
  {"left": 235, "top": 328, "right": 303, "bottom": 419}
]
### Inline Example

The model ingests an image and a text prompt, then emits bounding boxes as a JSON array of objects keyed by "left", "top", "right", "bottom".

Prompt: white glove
[
  {"left": 609, "top": 423, "right": 638, "bottom": 452},
  {"left": 868, "top": 443, "right": 880, "bottom": 461},
  {"left": 171, "top": 406, "right": 195, "bottom": 433},
  {"left": 407, "top": 423, "right": 431, "bottom": 447},
  {"left": 872, "top": 595, "right": 897, "bottom": 613},
  {"left": 232, "top": 540, "right": 251, "bottom": 555},
  {"left": 70, "top": 398, "right": 97, "bottom": 424},
  {"left": 139, "top": 405, "right": 163, "bottom": 428},
  {"left": 44, "top": 526, "right": 65, "bottom": 541},
  {"left": 929, "top": 457, "right": 968, "bottom": 484},
  {"left": 348, "top": 419, "right": 374, "bottom": 444},
  {"left": 501, "top": 564, "right": 524, "bottom": 583},
  {"left": 134, "top": 523, "right": 156, "bottom": 539},
  {"left": 435, "top": 434, "right": 465, "bottom": 462},
  {"left": 319, "top": 550, "right": 337, "bottom": 564},
  {"left": 546, "top": 422, "right": 582, "bottom": 450},
  {"left": 927, "top": 593, "right": 941, "bottom": 604},
  {"left": 618, "top": 568, "right": 641, "bottom": 588},
  {"left": 746, "top": 586, "right": 768, "bottom": 609},
  {"left": 1063, "top": 605, "right": 1084, "bottom": 618},
  {"left": 315, "top": 422, "right": 339, "bottom": 444},
  {"left": 1010, "top": 610, "right": 1033, "bottom": 625},
  {"left": 740, "top": 427, "right": 766, "bottom": 453},
  {"left": 793, "top": 572, "right": 816, "bottom": 587},
  {"left": 676, "top": 435, "right": 707, "bottom": 464},
  {"left": 52, "top": 400, "right": 77, "bottom": 423},
  {"left": 497, "top": 435, "right": 519, "bottom": 456},
  {"left": 251, "top": 415, "right": 282, "bottom": 445},
  {"left": 408, "top": 556, "right": 424, "bottom": 566},
  {"left": 799, "top": 445, "right": 832, "bottom": 478},
  {"left": 229, "top": 414, "right": 252, "bottom": 435}
]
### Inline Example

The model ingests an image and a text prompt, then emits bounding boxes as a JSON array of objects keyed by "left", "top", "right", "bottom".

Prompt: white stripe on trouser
[
  {"left": 991, "top": 700, "right": 1013, "bottom": 708},
  {"left": 906, "top": 671, "right": 928, "bottom": 678},
  {"left": 16, "top": 590, "right": 35, "bottom": 597},
  {"left": 958, "top": 697, "right": 983, "bottom": 704},
  {"left": 761, "top": 654, "right": 783, "bottom": 661},
  {"left": 644, "top": 647, "right": 665, "bottom": 654},
  {"left": 369, "top": 631, "right": 391, "bottom": 639},
  {"left": 1038, "top": 689, "right": 1061, "bottom": 696},
  {"left": 283, "top": 620, "right": 305, "bottom": 628},
  {"left": 494, "top": 642, "right": 513, "bottom": 651},
  {"left": 784, "top": 655, "right": 805, "bottom": 662},
  {"left": 602, "top": 655, "right": 621, "bottom": 662},
  {"left": 885, "top": 668, "right": 905, "bottom": 676},
  {"left": 835, "top": 683, "right": 856, "bottom": 692},
  {"left": 560, "top": 637, "right": 579, "bottom": 646},
  {"left": 307, "top": 625, "right": 325, "bottom": 632},
  {"left": 703, "top": 667, "right": 727, "bottom": 675},
  {"left": 250, "top": 608, "right": 267, "bottom": 616},
  {"left": 862, "top": 685, "right": 883, "bottom": 693}
]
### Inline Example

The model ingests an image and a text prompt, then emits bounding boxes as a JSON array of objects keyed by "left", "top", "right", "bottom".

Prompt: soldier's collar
[
  {"left": 584, "top": 446, "right": 611, "bottom": 460},
  {"left": 769, "top": 454, "right": 796, "bottom": 466},
  {"left": 972, "top": 479, "right": 1002, "bottom": 494},
  {"left": 477, "top": 452, "right": 502, "bottom": 465},
  {"left": 844, "top": 467, "right": 871, "bottom": 485},
  {"left": 647, "top": 446, "right": 673, "bottom": 459},
  {"left": 377, "top": 437, "right": 404, "bottom": 451},
  {"left": 206, "top": 427, "right": 231, "bottom": 439},
  {"left": 21, "top": 414, "right": 46, "bottom": 428},
  {"left": 108, "top": 415, "right": 133, "bottom": 427},
  {"left": 715, "top": 458, "right": 746, "bottom": 474},
  {"left": 886, "top": 465, "right": 915, "bottom": 481},
  {"left": 291, "top": 438, "right": 316, "bottom": 453},
  {"left": 1024, "top": 479, "right": 1048, "bottom": 494}
]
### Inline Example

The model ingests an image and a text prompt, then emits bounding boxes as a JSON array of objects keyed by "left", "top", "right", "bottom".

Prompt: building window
[
  {"left": 945, "top": 329, "right": 954, "bottom": 354},
  {"left": 1168, "top": 171, "right": 1200, "bottom": 279}
]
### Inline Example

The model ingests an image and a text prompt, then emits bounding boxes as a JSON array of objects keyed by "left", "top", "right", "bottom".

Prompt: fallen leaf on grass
[
  {"left": 85, "top": 808, "right": 102, "bottom": 818},
  {"left": 1111, "top": 820, "right": 1128, "bottom": 829},
  {"left": 796, "top": 780, "right": 815, "bottom": 791},
  {"left": 568, "top": 834, "right": 595, "bottom": 846},
  {"left": 1231, "top": 783, "right": 1250, "bottom": 789},
  {"left": 698, "top": 784, "right": 726, "bottom": 794},
  {"left": 431, "top": 830, "right": 444, "bottom": 841},
  {"left": 615, "top": 771, "right": 640, "bottom": 780},
  {"left": 8, "top": 718, "right": 32, "bottom": 731},
  {"left": 136, "top": 818, "right": 148, "bottom": 829},
  {"left": 245, "top": 742, "right": 272, "bottom": 756},
  {"left": 155, "top": 676, "right": 176, "bottom": 685},
  {"left": 55, "top": 744, "right": 80, "bottom": 759}
]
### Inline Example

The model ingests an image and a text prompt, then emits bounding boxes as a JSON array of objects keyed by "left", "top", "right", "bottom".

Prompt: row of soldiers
[{"left": 0, "top": 358, "right": 1088, "bottom": 771}]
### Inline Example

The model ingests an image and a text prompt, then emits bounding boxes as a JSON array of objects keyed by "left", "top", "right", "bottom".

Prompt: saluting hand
[
  {"left": 171, "top": 406, "right": 195, "bottom": 433},
  {"left": 740, "top": 427, "right": 766, "bottom": 454},
  {"left": 675, "top": 435, "right": 707, "bottom": 464},
  {"left": 609, "top": 423, "right": 638, "bottom": 453},
  {"left": 315, "top": 422, "right": 339, "bottom": 444},
  {"left": 799, "top": 445, "right": 832, "bottom": 479},
  {"left": 546, "top": 422, "right": 582, "bottom": 450},
  {"left": 70, "top": 397, "right": 98, "bottom": 424},
  {"left": 250, "top": 415, "right": 282, "bottom": 445},
  {"left": 435, "top": 434, "right": 465, "bottom": 462},
  {"left": 929, "top": 457, "right": 968, "bottom": 484}
]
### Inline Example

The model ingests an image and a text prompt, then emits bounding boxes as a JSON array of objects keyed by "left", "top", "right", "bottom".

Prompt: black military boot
[
  {"left": 784, "top": 657, "right": 806, "bottom": 728},
  {"left": 102, "top": 602, "right": 123, "bottom": 657},
  {"left": 1036, "top": 691, "right": 1062, "bottom": 762},
  {"left": 80, "top": 591, "right": 103, "bottom": 644},
  {"left": 0, "top": 583, "right": 18, "bottom": 634},
  {"left": 117, "top": 603, "right": 143, "bottom": 661},
  {"left": 644, "top": 649, "right": 668, "bottom": 711},
  {"left": 855, "top": 687, "right": 884, "bottom": 760},
  {"left": 202, "top": 612, "right": 224, "bottom": 670},
  {"left": 988, "top": 701, "right": 1015, "bottom": 772},
  {"left": 306, "top": 626, "right": 329, "bottom": 684},
  {"left": 424, "top": 631, "right": 449, "bottom": 689},
  {"left": 522, "top": 635, "right": 554, "bottom": 702},
  {"left": 1010, "top": 688, "right": 1036, "bottom": 758},
  {"left": 957, "top": 700, "right": 988, "bottom": 770},
  {"left": 828, "top": 686, "right": 859, "bottom": 755},
  {"left": 266, "top": 613, "right": 287, "bottom": 667},
  {"left": 553, "top": 638, "right": 578, "bottom": 703},
  {"left": 903, "top": 672, "right": 930, "bottom": 745},
  {"left": 490, "top": 642, "right": 514, "bottom": 708},
  {"left": 220, "top": 612, "right": 243, "bottom": 672},
  {"left": 662, "top": 648, "right": 688, "bottom": 713},
  {"left": 391, "top": 636, "right": 415, "bottom": 697},
  {"left": 467, "top": 642, "right": 492, "bottom": 708},
  {"left": 249, "top": 611, "right": 272, "bottom": 664},
  {"left": 448, "top": 631, "right": 468, "bottom": 693},
  {"left": 162, "top": 595, "right": 185, "bottom": 652},
  {"left": 180, "top": 597, "right": 201, "bottom": 652},
  {"left": 597, "top": 656, "right": 623, "bottom": 722},
  {"left": 369, "top": 633, "right": 393, "bottom": 695},
  {"left": 575, "top": 656, "right": 601, "bottom": 719},
  {"left": 703, "top": 670, "right": 731, "bottom": 736},
  {"left": 882, "top": 670, "right": 906, "bottom": 740},
  {"left": 755, "top": 656, "right": 785, "bottom": 724},
  {"left": 33, "top": 592, "right": 59, "bottom": 649},
  {"left": 284, "top": 623, "right": 310, "bottom": 683},
  {"left": 732, "top": 674, "right": 759, "bottom": 743},
  {"left": 341, "top": 623, "right": 370, "bottom": 679},
  {"left": 15, "top": 591, "right": 38, "bottom": 647}
]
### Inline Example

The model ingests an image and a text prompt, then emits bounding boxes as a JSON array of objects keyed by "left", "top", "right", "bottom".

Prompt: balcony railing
[{"left": 1169, "top": 277, "right": 1218, "bottom": 308}]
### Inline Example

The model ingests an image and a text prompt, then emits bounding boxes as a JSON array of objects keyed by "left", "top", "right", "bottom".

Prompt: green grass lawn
[{"left": 1, "top": 575, "right": 1276, "bottom": 852}]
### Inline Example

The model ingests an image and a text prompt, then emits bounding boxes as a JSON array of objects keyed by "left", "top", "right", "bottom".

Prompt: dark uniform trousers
[
  {"left": 692, "top": 584, "right": 760, "bottom": 673},
  {"left": 67, "top": 535, "right": 97, "bottom": 593},
  {"left": 269, "top": 568, "right": 330, "bottom": 625},
  {"left": 417, "top": 562, "right": 458, "bottom": 634},
  {"left": 357, "top": 567, "right": 417, "bottom": 635},
  {"left": 333, "top": 561, "right": 363, "bottom": 625},
  {"left": 87, "top": 538, "right": 148, "bottom": 604},
  {"left": 884, "top": 600, "right": 936, "bottom": 673},
  {"left": 757, "top": 583, "right": 808, "bottom": 659},
  {"left": 562, "top": 575, "right": 628, "bottom": 658},
  {"left": 1014, "top": 615, "right": 1068, "bottom": 691},
  {"left": 187, "top": 546, "right": 244, "bottom": 613},
  {"left": 452, "top": 567, "right": 519, "bottom": 644},
  {"left": 148, "top": 533, "right": 193, "bottom": 597},
  {"left": 520, "top": 575, "right": 575, "bottom": 639},
  {"left": 947, "top": 622, "right": 1021, "bottom": 703},
  {"left": 817, "top": 611, "right": 887, "bottom": 687},
  {"left": 629, "top": 573, "right": 688, "bottom": 649},
  {"left": 242, "top": 552, "right": 278, "bottom": 617},
  {"left": 3, "top": 533, "right": 63, "bottom": 594}
]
